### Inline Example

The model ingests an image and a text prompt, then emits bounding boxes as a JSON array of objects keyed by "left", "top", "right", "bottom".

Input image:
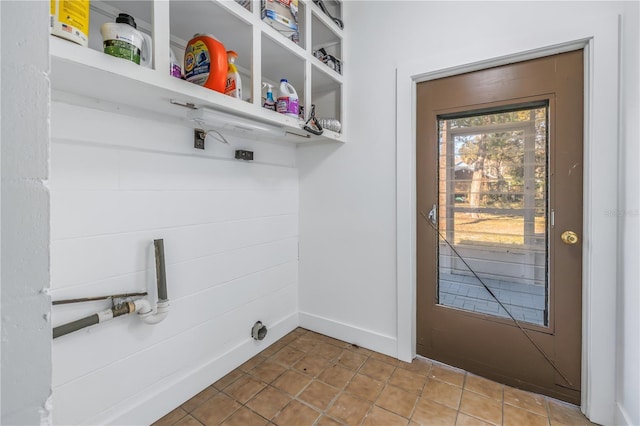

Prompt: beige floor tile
[
  {"left": 248, "top": 360, "right": 288, "bottom": 384},
  {"left": 370, "top": 351, "right": 402, "bottom": 366},
  {"left": 322, "top": 335, "right": 349, "bottom": 348},
  {"left": 397, "top": 358, "right": 432, "bottom": 377},
  {"left": 344, "top": 344, "right": 374, "bottom": 358},
  {"left": 375, "top": 385, "right": 418, "bottom": 419},
  {"left": 335, "top": 349, "right": 368, "bottom": 371},
  {"left": 239, "top": 355, "right": 266, "bottom": 373},
  {"left": 363, "top": 406, "right": 409, "bottom": 426},
  {"left": 503, "top": 404, "right": 549, "bottom": 426},
  {"left": 173, "top": 415, "right": 203, "bottom": 426},
  {"left": 422, "top": 379, "right": 463, "bottom": 410},
  {"left": 360, "top": 358, "right": 397, "bottom": 382},
  {"left": 213, "top": 369, "right": 244, "bottom": 390},
  {"left": 181, "top": 387, "right": 218, "bottom": 413},
  {"left": 152, "top": 407, "right": 188, "bottom": 426},
  {"left": 246, "top": 386, "right": 290, "bottom": 420},
  {"left": 191, "top": 392, "right": 241, "bottom": 426},
  {"left": 458, "top": 391, "right": 502, "bottom": 426},
  {"left": 273, "top": 400, "right": 321, "bottom": 425},
  {"left": 278, "top": 330, "right": 302, "bottom": 345},
  {"left": 290, "top": 334, "right": 321, "bottom": 352},
  {"left": 316, "top": 415, "right": 345, "bottom": 426},
  {"left": 223, "top": 375, "right": 266, "bottom": 404},
  {"left": 550, "top": 420, "right": 596, "bottom": 426},
  {"left": 158, "top": 330, "right": 598, "bottom": 426},
  {"left": 327, "top": 393, "right": 372, "bottom": 426},
  {"left": 464, "top": 374, "right": 503, "bottom": 401},
  {"left": 293, "top": 354, "right": 331, "bottom": 378},
  {"left": 548, "top": 399, "right": 592, "bottom": 425},
  {"left": 389, "top": 367, "right": 428, "bottom": 395},
  {"left": 455, "top": 413, "right": 494, "bottom": 426},
  {"left": 503, "top": 386, "right": 547, "bottom": 417},
  {"left": 411, "top": 398, "right": 457, "bottom": 425},
  {"left": 314, "top": 343, "right": 344, "bottom": 361},
  {"left": 259, "top": 340, "right": 287, "bottom": 358},
  {"left": 273, "top": 369, "right": 312, "bottom": 396},
  {"left": 220, "top": 406, "right": 268, "bottom": 426},
  {"left": 319, "top": 364, "right": 356, "bottom": 389},
  {"left": 430, "top": 364, "right": 466, "bottom": 387},
  {"left": 305, "top": 330, "right": 329, "bottom": 341},
  {"left": 345, "top": 373, "right": 384, "bottom": 402},
  {"left": 270, "top": 346, "right": 305, "bottom": 367},
  {"left": 298, "top": 380, "right": 340, "bottom": 411}
]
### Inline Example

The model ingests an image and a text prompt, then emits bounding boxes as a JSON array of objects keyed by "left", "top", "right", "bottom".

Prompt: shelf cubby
[{"left": 51, "top": 0, "right": 346, "bottom": 144}]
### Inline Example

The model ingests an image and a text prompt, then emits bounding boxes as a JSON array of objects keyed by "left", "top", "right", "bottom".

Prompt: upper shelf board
[{"left": 50, "top": 36, "right": 345, "bottom": 144}]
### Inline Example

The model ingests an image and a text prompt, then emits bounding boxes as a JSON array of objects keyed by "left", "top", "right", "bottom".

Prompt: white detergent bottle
[{"left": 277, "top": 79, "right": 299, "bottom": 119}]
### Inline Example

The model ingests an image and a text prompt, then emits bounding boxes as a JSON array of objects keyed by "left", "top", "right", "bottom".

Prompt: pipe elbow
[
  {"left": 136, "top": 299, "right": 169, "bottom": 325},
  {"left": 134, "top": 299, "right": 153, "bottom": 315}
]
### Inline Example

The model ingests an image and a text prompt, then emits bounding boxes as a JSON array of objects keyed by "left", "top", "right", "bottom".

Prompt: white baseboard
[
  {"left": 93, "top": 312, "right": 299, "bottom": 426},
  {"left": 615, "top": 401, "right": 636, "bottom": 426},
  {"left": 298, "top": 311, "right": 398, "bottom": 359}
]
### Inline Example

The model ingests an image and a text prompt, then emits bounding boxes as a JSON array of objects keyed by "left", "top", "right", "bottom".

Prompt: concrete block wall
[
  {"left": 1, "top": 1, "right": 52, "bottom": 424},
  {"left": 49, "top": 102, "right": 299, "bottom": 425}
]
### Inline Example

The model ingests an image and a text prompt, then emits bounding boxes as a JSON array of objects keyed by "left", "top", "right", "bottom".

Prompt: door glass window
[{"left": 437, "top": 105, "right": 549, "bottom": 326}]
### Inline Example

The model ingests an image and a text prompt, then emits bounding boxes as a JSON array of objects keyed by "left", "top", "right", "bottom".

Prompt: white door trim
[{"left": 395, "top": 14, "right": 620, "bottom": 426}]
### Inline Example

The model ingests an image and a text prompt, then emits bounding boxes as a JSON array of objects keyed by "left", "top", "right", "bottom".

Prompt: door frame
[{"left": 395, "top": 13, "right": 620, "bottom": 426}]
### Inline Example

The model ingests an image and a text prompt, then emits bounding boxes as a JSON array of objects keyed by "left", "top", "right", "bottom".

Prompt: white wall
[
  {"left": 617, "top": 2, "right": 640, "bottom": 425},
  {"left": 49, "top": 102, "right": 299, "bottom": 425},
  {"left": 0, "top": 1, "right": 52, "bottom": 425},
  {"left": 2, "top": 1, "right": 637, "bottom": 425},
  {"left": 0, "top": 1, "right": 2, "bottom": 417},
  {"left": 298, "top": 1, "right": 639, "bottom": 425}
]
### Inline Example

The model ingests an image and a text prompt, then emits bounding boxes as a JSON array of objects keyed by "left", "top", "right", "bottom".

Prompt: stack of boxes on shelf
[{"left": 261, "top": 0, "right": 300, "bottom": 44}]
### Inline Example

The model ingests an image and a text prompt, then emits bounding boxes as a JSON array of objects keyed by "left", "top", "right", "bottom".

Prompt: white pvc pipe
[
  {"left": 96, "top": 309, "right": 114, "bottom": 323},
  {"left": 134, "top": 299, "right": 169, "bottom": 325}
]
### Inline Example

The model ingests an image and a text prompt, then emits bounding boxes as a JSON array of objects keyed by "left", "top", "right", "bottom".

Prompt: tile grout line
[{"left": 158, "top": 327, "right": 590, "bottom": 426}]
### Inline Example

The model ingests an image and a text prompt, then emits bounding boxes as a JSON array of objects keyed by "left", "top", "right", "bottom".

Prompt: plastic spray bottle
[
  {"left": 225, "top": 50, "right": 242, "bottom": 99},
  {"left": 262, "top": 82, "right": 276, "bottom": 111}
]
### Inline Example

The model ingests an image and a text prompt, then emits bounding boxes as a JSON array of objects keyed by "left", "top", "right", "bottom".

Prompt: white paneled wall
[{"left": 50, "top": 102, "right": 299, "bottom": 425}]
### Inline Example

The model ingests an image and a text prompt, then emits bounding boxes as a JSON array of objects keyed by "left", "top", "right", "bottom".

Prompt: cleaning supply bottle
[
  {"left": 101, "top": 13, "right": 153, "bottom": 67},
  {"left": 225, "top": 50, "right": 242, "bottom": 99},
  {"left": 262, "top": 82, "right": 276, "bottom": 111},
  {"left": 170, "top": 48, "right": 182, "bottom": 78},
  {"left": 276, "top": 79, "right": 299, "bottom": 119},
  {"left": 184, "top": 34, "right": 227, "bottom": 93},
  {"left": 51, "top": 0, "right": 90, "bottom": 47}
]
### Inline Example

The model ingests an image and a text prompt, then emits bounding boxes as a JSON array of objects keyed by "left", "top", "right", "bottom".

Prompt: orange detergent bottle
[{"left": 184, "top": 34, "right": 228, "bottom": 93}]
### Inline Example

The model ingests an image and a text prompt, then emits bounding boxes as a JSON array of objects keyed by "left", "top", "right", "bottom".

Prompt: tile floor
[{"left": 153, "top": 328, "right": 596, "bottom": 426}]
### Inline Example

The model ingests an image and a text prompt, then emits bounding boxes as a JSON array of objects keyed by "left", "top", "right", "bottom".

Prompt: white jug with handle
[{"left": 101, "top": 13, "right": 153, "bottom": 68}]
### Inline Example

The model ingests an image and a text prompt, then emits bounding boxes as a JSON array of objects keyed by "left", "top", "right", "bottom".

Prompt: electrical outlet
[
  {"left": 235, "top": 150, "right": 254, "bottom": 161},
  {"left": 194, "top": 129, "right": 205, "bottom": 149}
]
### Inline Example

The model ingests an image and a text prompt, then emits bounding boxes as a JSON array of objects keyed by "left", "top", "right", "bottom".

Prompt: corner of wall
[
  {"left": 298, "top": 311, "right": 397, "bottom": 359},
  {"left": 1, "top": 1, "right": 52, "bottom": 424}
]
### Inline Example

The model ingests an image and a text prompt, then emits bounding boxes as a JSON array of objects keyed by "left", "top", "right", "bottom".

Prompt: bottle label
[
  {"left": 225, "top": 78, "right": 236, "bottom": 93},
  {"left": 170, "top": 63, "right": 182, "bottom": 78},
  {"left": 55, "top": 0, "right": 90, "bottom": 34},
  {"left": 103, "top": 39, "right": 140, "bottom": 64},
  {"left": 225, "top": 78, "right": 242, "bottom": 99},
  {"left": 277, "top": 96, "right": 298, "bottom": 116},
  {"left": 184, "top": 40, "right": 210, "bottom": 86}
]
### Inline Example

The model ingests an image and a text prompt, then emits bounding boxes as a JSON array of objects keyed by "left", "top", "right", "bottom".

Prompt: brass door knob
[{"left": 561, "top": 230, "right": 579, "bottom": 245}]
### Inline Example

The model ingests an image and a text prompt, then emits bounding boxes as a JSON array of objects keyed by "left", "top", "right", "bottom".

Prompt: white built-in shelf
[{"left": 50, "top": 0, "right": 345, "bottom": 144}]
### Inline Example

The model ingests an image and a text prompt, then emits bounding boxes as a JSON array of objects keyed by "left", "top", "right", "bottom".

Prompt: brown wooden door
[{"left": 416, "top": 50, "right": 583, "bottom": 404}]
